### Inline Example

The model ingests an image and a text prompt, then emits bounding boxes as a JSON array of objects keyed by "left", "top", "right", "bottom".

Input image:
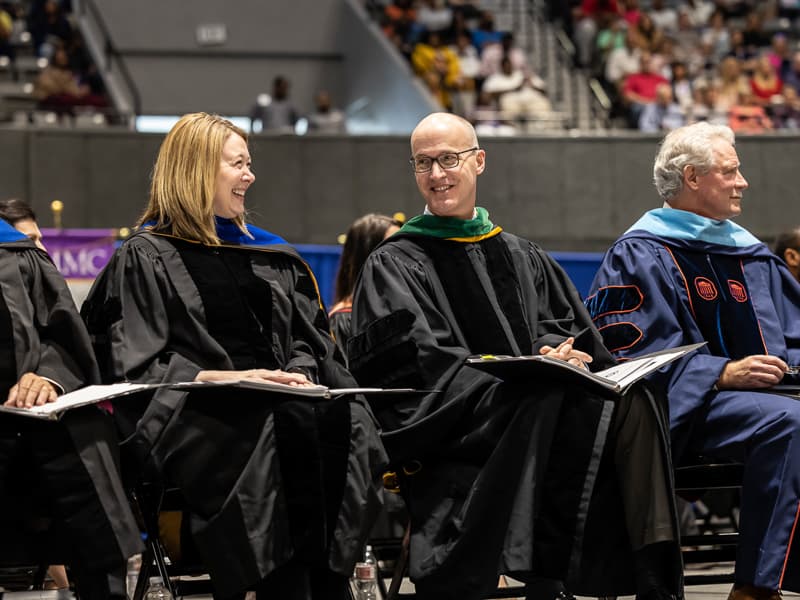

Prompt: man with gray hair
[{"left": 587, "top": 122, "right": 800, "bottom": 600}]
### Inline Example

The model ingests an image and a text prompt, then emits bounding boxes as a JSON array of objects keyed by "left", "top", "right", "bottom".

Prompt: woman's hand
[
  {"left": 538, "top": 337, "right": 594, "bottom": 371},
  {"left": 6, "top": 373, "right": 58, "bottom": 408},
  {"left": 195, "top": 369, "right": 315, "bottom": 387}
]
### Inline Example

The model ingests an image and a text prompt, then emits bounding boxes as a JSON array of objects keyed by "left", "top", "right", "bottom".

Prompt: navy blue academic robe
[{"left": 587, "top": 208, "right": 800, "bottom": 591}]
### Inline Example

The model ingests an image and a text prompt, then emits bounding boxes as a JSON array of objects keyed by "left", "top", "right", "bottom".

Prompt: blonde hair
[{"left": 138, "top": 112, "right": 249, "bottom": 245}]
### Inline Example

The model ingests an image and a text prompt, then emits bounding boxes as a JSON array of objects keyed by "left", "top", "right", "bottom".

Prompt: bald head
[
  {"left": 411, "top": 112, "right": 478, "bottom": 154},
  {"left": 409, "top": 112, "right": 485, "bottom": 220}
]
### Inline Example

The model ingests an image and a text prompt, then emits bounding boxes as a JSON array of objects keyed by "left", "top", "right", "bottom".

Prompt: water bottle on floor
[
  {"left": 353, "top": 544, "right": 378, "bottom": 600},
  {"left": 144, "top": 577, "right": 174, "bottom": 600},
  {"left": 126, "top": 553, "right": 142, "bottom": 599}
]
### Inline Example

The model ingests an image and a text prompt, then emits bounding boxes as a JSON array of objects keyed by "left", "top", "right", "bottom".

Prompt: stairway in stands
[{"left": 488, "top": 0, "right": 611, "bottom": 131}]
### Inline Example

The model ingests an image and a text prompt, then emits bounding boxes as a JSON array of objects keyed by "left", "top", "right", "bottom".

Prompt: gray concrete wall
[{"left": 3, "top": 128, "right": 799, "bottom": 250}]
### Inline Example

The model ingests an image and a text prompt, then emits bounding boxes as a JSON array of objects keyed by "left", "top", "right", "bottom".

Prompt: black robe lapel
[{"left": 410, "top": 234, "right": 532, "bottom": 355}]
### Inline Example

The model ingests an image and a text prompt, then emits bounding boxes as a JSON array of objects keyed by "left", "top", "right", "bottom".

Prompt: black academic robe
[
  {"left": 349, "top": 230, "right": 679, "bottom": 599},
  {"left": 0, "top": 237, "right": 142, "bottom": 572},
  {"left": 328, "top": 307, "right": 352, "bottom": 365},
  {"left": 81, "top": 231, "right": 387, "bottom": 599}
]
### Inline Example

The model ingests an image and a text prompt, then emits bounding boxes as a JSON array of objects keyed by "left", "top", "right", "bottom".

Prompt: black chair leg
[{"left": 130, "top": 485, "right": 177, "bottom": 600}]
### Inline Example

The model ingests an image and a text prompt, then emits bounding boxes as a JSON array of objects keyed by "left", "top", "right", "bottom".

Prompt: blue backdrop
[{"left": 295, "top": 244, "right": 604, "bottom": 308}]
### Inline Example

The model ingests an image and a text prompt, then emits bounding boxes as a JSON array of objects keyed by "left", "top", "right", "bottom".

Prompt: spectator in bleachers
[
  {"left": 482, "top": 56, "right": 553, "bottom": 126},
  {"left": 451, "top": 31, "right": 480, "bottom": 81},
  {"left": 471, "top": 88, "right": 517, "bottom": 136},
  {"left": 479, "top": 32, "right": 528, "bottom": 78},
  {"left": 595, "top": 14, "right": 627, "bottom": 71},
  {"left": 740, "top": 10, "right": 770, "bottom": 54},
  {"left": 470, "top": 10, "right": 503, "bottom": 55},
  {"left": 449, "top": 32, "right": 479, "bottom": 116},
  {"left": 713, "top": 55, "right": 750, "bottom": 114},
  {"left": 701, "top": 8, "right": 732, "bottom": 62},
  {"left": 774, "top": 227, "right": 800, "bottom": 282},
  {"left": 442, "top": 9, "right": 472, "bottom": 47},
  {"left": 27, "top": 0, "right": 72, "bottom": 58},
  {"left": 411, "top": 30, "right": 463, "bottom": 111},
  {"left": 767, "top": 85, "right": 800, "bottom": 129},
  {"left": 382, "top": 0, "right": 417, "bottom": 58},
  {"left": 416, "top": 0, "right": 452, "bottom": 37},
  {"left": 649, "top": 0, "right": 678, "bottom": 33},
  {"left": 572, "top": 0, "right": 621, "bottom": 67},
  {"left": 677, "top": 0, "right": 715, "bottom": 28},
  {"left": 621, "top": 0, "right": 642, "bottom": 27},
  {"left": 783, "top": 50, "right": 800, "bottom": 94},
  {"left": 307, "top": 90, "right": 346, "bottom": 134},
  {"left": 750, "top": 53, "right": 784, "bottom": 105},
  {"left": 249, "top": 75, "right": 298, "bottom": 133},
  {"left": 650, "top": 35, "right": 678, "bottom": 78},
  {"left": 639, "top": 81, "right": 685, "bottom": 132},
  {"left": 728, "top": 88, "right": 774, "bottom": 132},
  {"left": 447, "top": 0, "right": 482, "bottom": 23},
  {"left": 621, "top": 52, "right": 670, "bottom": 126},
  {"left": 766, "top": 32, "right": 792, "bottom": 79},
  {"left": 604, "top": 24, "right": 642, "bottom": 86},
  {"left": 688, "top": 80, "right": 729, "bottom": 124},
  {"left": 727, "top": 28, "right": 759, "bottom": 74},
  {"left": 632, "top": 12, "right": 664, "bottom": 54},
  {"left": 33, "top": 44, "right": 107, "bottom": 116},
  {"left": 671, "top": 60, "right": 695, "bottom": 112},
  {"left": 672, "top": 11, "right": 702, "bottom": 64}
]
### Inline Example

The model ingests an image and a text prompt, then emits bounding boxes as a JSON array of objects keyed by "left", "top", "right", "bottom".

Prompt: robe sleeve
[
  {"left": 348, "top": 247, "right": 503, "bottom": 460},
  {"left": 16, "top": 248, "right": 98, "bottom": 393},
  {"left": 527, "top": 245, "right": 613, "bottom": 365},
  {"left": 82, "top": 238, "right": 203, "bottom": 385},
  {"left": 586, "top": 237, "right": 728, "bottom": 404},
  {"left": 254, "top": 252, "right": 356, "bottom": 387}
]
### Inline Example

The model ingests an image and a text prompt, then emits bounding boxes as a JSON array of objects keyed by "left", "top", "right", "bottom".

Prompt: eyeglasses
[{"left": 409, "top": 147, "right": 479, "bottom": 173}]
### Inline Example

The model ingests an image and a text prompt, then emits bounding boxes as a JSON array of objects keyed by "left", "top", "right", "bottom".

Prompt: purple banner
[{"left": 41, "top": 228, "right": 117, "bottom": 279}]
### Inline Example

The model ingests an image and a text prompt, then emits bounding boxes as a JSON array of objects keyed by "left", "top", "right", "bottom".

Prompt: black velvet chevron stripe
[{"left": 412, "top": 235, "right": 531, "bottom": 356}]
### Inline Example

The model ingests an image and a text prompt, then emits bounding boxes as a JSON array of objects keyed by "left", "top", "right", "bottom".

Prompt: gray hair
[{"left": 653, "top": 122, "right": 735, "bottom": 202}]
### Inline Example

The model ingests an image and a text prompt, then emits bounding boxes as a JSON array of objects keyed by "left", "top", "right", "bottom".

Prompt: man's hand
[
  {"left": 539, "top": 337, "right": 594, "bottom": 370},
  {"left": 716, "top": 355, "right": 788, "bottom": 390},
  {"left": 195, "top": 369, "right": 315, "bottom": 387},
  {"left": 6, "top": 373, "right": 58, "bottom": 408}
]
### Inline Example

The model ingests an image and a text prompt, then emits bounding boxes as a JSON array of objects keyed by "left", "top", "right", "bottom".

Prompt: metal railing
[{"left": 75, "top": 0, "right": 141, "bottom": 120}]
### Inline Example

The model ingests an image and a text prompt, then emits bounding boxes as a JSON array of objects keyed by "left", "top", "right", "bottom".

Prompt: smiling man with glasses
[{"left": 348, "top": 112, "right": 682, "bottom": 600}]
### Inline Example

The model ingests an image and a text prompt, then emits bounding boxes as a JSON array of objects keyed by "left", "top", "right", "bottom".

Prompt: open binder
[
  {"left": 0, "top": 382, "right": 159, "bottom": 421},
  {"left": 466, "top": 342, "right": 706, "bottom": 397},
  {"left": 0, "top": 379, "right": 417, "bottom": 420}
]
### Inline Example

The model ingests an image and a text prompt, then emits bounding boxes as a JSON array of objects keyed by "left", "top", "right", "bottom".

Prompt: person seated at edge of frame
[
  {"left": 0, "top": 197, "right": 70, "bottom": 593},
  {"left": 347, "top": 112, "right": 684, "bottom": 600},
  {"left": 773, "top": 226, "right": 800, "bottom": 283},
  {"left": 80, "top": 112, "right": 388, "bottom": 600},
  {"left": 586, "top": 121, "right": 800, "bottom": 600},
  {"left": 329, "top": 213, "right": 402, "bottom": 362},
  {"left": 0, "top": 201, "right": 141, "bottom": 599},
  {"left": 0, "top": 198, "right": 45, "bottom": 250}
]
